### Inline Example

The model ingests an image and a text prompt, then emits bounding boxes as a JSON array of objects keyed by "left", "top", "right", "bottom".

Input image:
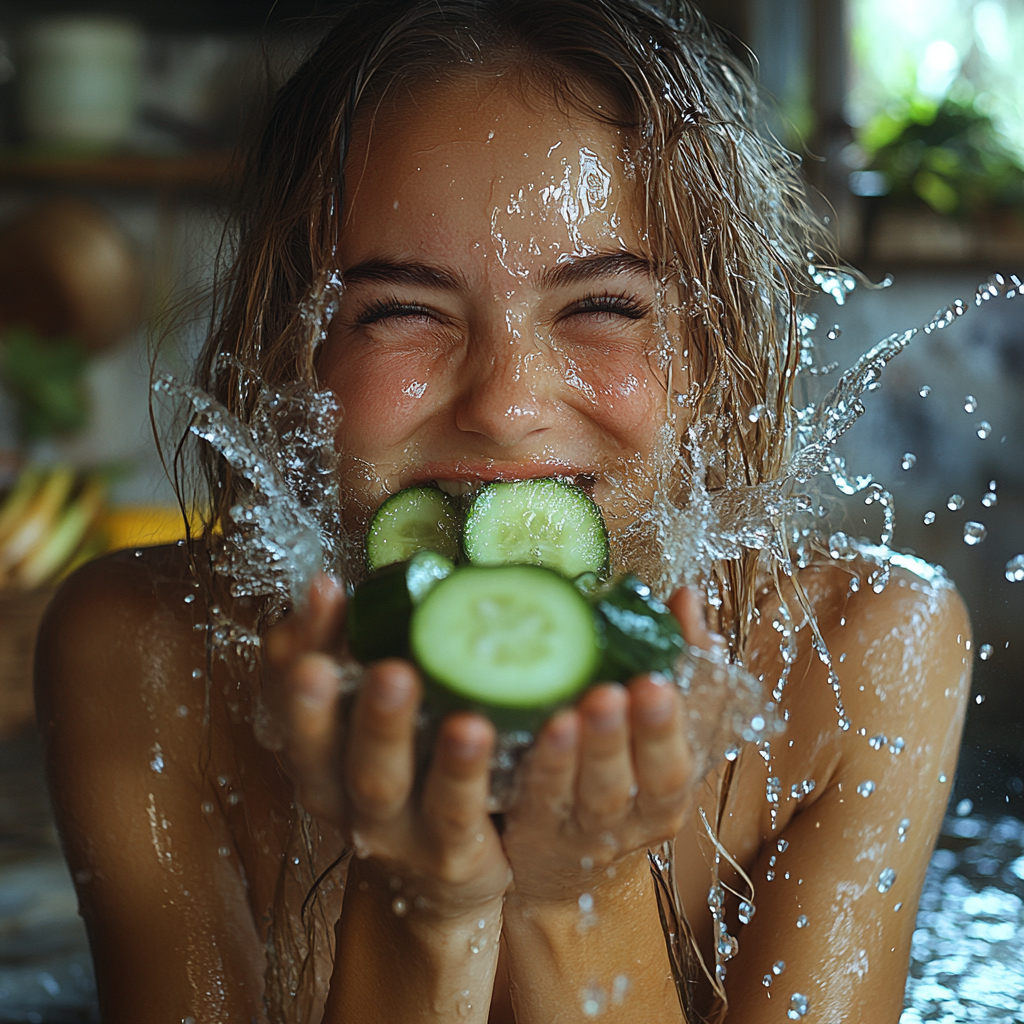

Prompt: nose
[{"left": 453, "top": 325, "right": 553, "bottom": 448}]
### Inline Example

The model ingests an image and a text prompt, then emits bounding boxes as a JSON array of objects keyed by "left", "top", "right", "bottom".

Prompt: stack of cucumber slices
[{"left": 348, "top": 478, "right": 685, "bottom": 730}]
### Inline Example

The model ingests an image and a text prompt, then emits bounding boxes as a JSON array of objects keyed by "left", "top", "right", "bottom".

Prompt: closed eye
[
  {"left": 558, "top": 292, "right": 651, "bottom": 322},
  {"left": 354, "top": 298, "right": 444, "bottom": 325}
]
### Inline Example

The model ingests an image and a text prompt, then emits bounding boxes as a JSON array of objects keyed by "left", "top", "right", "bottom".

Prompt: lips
[{"left": 412, "top": 470, "right": 597, "bottom": 497}]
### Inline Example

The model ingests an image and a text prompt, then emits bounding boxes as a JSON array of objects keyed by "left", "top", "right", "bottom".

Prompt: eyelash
[{"left": 354, "top": 292, "right": 651, "bottom": 325}]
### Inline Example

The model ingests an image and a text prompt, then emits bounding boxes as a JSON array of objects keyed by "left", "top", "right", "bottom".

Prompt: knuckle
[{"left": 347, "top": 769, "right": 404, "bottom": 813}]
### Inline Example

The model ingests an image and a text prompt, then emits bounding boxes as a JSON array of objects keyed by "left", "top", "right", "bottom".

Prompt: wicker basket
[{"left": 0, "top": 588, "right": 53, "bottom": 738}]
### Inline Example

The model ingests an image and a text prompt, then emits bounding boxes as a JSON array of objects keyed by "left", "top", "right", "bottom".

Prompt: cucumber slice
[
  {"left": 366, "top": 486, "right": 460, "bottom": 570},
  {"left": 348, "top": 551, "right": 455, "bottom": 663},
  {"left": 410, "top": 565, "right": 602, "bottom": 729},
  {"left": 463, "top": 478, "right": 608, "bottom": 579},
  {"left": 591, "top": 575, "right": 686, "bottom": 682}
]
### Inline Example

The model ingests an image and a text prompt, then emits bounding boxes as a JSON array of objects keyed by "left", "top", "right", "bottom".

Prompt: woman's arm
[
  {"left": 35, "top": 550, "right": 268, "bottom": 1024},
  {"left": 723, "top": 566, "right": 970, "bottom": 1022}
]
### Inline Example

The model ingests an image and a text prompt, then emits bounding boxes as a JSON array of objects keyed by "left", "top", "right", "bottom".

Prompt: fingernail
[
  {"left": 638, "top": 688, "right": 673, "bottom": 726},
  {"left": 546, "top": 713, "right": 578, "bottom": 753},
  {"left": 369, "top": 671, "right": 411, "bottom": 712},
  {"left": 589, "top": 699, "right": 625, "bottom": 735}
]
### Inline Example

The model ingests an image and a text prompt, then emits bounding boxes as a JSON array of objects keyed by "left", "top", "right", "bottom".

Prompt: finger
[
  {"left": 420, "top": 714, "right": 496, "bottom": 846},
  {"left": 575, "top": 684, "right": 635, "bottom": 829},
  {"left": 513, "top": 709, "right": 578, "bottom": 825},
  {"left": 345, "top": 660, "right": 420, "bottom": 821},
  {"left": 284, "top": 653, "right": 346, "bottom": 818},
  {"left": 667, "top": 587, "right": 724, "bottom": 653},
  {"left": 629, "top": 675, "right": 692, "bottom": 816},
  {"left": 265, "top": 574, "right": 346, "bottom": 669}
]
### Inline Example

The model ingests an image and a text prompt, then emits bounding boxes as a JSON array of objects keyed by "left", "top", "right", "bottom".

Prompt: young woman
[{"left": 35, "top": 2, "right": 970, "bottom": 1022}]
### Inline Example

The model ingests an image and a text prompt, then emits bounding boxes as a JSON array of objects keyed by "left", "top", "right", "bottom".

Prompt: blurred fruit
[{"left": 0, "top": 198, "right": 142, "bottom": 353}]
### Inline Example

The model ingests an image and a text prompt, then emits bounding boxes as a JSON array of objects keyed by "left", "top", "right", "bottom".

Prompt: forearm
[
  {"left": 502, "top": 851, "right": 683, "bottom": 1023},
  {"left": 324, "top": 859, "right": 503, "bottom": 1024}
]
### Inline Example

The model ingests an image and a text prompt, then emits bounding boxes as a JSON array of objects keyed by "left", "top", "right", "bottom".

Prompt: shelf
[{"left": 0, "top": 151, "right": 235, "bottom": 192}]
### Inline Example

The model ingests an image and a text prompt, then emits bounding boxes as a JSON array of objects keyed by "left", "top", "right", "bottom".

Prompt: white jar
[{"left": 20, "top": 17, "right": 144, "bottom": 149}]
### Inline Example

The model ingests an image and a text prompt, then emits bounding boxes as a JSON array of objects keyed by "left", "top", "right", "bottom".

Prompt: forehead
[{"left": 341, "top": 75, "right": 645, "bottom": 272}]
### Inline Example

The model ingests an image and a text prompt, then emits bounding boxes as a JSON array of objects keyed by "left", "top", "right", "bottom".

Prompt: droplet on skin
[
  {"left": 738, "top": 900, "right": 755, "bottom": 924},
  {"left": 857, "top": 780, "right": 875, "bottom": 798},
  {"left": 877, "top": 867, "right": 896, "bottom": 893},
  {"left": 773, "top": 960, "right": 786, "bottom": 975},
  {"left": 979, "top": 644, "right": 994, "bottom": 660},
  {"left": 191, "top": 669, "right": 202, "bottom": 679},
  {"left": 898, "top": 818, "right": 910, "bottom": 842},
  {"left": 923, "top": 511, "right": 936, "bottom": 525},
  {"left": 578, "top": 893, "right": 594, "bottom": 914},
  {"left": 939, "top": 774, "right": 948, "bottom": 784},
  {"left": 828, "top": 531, "right": 856, "bottom": 560},
  {"left": 796, "top": 914, "right": 808, "bottom": 929},
  {"left": 747, "top": 403, "right": 766, "bottom": 422},
  {"left": 777, "top": 839, "right": 789, "bottom": 853},
  {"left": 869, "top": 734, "right": 887, "bottom": 750},
  {"left": 889, "top": 737, "right": 905, "bottom": 755},
  {"left": 580, "top": 983, "right": 607, "bottom": 1017},
  {"left": 391, "top": 897, "right": 408, "bottom": 917},
  {"left": 901, "top": 452, "right": 917, "bottom": 470},
  {"left": 183, "top": 594, "right": 195, "bottom": 604},
  {"left": 963, "top": 521, "right": 987, "bottom": 546},
  {"left": 788, "top": 992, "right": 809, "bottom": 1018},
  {"left": 217, "top": 846, "right": 231, "bottom": 858},
  {"left": 947, "top": 494, "right": 964, "bottom": 511},
  {"left": 763, "top": 974, "right": 772, "bottom": 988}
]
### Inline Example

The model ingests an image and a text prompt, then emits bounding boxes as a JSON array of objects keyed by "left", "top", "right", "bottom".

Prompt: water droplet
[
  {"left": 391, "top": 897, "right": 408, "bottom": 917},
  {"left": 938, "top": 773, "right": 948, "bottom": 784},
  {"left": 738, "top": 900, "right": 755, "bottom": 924},
  {"left": 979, "top": 643, "right": 994, "bottom": 660},
  {"left": 176, "top": 704, "right": 189, "bottom": 717},
  {"left": 788, "top": 992, "right": 809, "bottom": 1018},
  {"left": 857, "top": 780, "right": 876, "bottom": 797},
  {"left": 956, "top": 798, "right": 973, "bottom": 816},
  {"left": 963, "top": 521, "right": 987, "bottom": 546},
  {"left": 707, "top": 884, "right": 725, "bottom": 911},
  {"left": 869, "top": 734, "right": 887, "bottom": 750},
  {"left": 191, "top": 668, "right": 203, "bottom": 679},
  {"left": 877, "top": 867, "right": 896, "bottom": 893},
  {"left": 717, "top": 931, "right": 739, "bottom": 960},
  {"left": 773, "top": 960, "right": 786, "bottom": 975},
  {"left": 981, "top": 491, "right": 998, "bottom": 507},
  {"left": 828, "top": 531, "right": 856, "bottom": 560},
  {"left": 217, "top": 845, "right": 231, "bottom": 858},
  {"left": 889, "top": 737, "right": 905, "bottom": 755},
  {"left": 923, "top": 510, "right": 936, "bottom": 525},
  {"left": 580, "top": 982, "right": 607, "bottom": 1016},
  {"left": 747, "top": 403, "right": 766, "bottom": 422},
  {"left": 777, "top": 839, "right": 789, "bottom": 853},
  {"left": 183, "top": 594, "right": 195, "bottom": 604},
  {"left": 901, "top": 452, "right": 917, "bottom": 470},
  {"left": 580, "top": 856, "right": 593, "bottom": 870},
  {"left": 964, "top": 395, "right": 978, "bottom": 413},
  {"left": 975, "top": 693, "right": 985, "bottom": 704},
  {"left": 134, "top": 549, "right": 143, "bottom": 558},
  {"left": 918, "top": 384, "right": 931, "bottom": 397},
  {"left": 947, "top": 494, "right": 964, "bottom": 511},
  {"left": 796, "top": 914, "right": 808, "bottom": 929},
  {"left": 578, "top": 893, "right": 594, "bottom": 914},
  {"left": 976, "top": 420, "right": 992, "bottom": 439},
  {"left": 1005, "top": 554, "right": 1024, "bottom": 582},
  {"left": 898, "top": 817, "right": 910, "bottom": 842},
  {"left": 894, "top": 901, "right": 902, "bottom": 912},
  {"left": 763, "top": 974, "right": 773, "bottom": 988},
  {"left": 611, "top": 975, "right": 630, "bottom": 1005},
  {"left": 201, "top": 801, "right": 214, "bottom": 815}
]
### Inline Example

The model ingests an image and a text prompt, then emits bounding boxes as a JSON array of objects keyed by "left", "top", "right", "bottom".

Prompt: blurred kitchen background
[{"left": 0, "top": 0, "right": 1012, "bottom": 1019}]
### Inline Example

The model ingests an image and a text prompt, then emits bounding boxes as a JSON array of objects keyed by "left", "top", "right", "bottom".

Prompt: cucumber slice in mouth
[
  {"left": 462, "top": 478, "right": 609, "bottom": 579},
  {"left": 410, "top": 564, "right": 602, "bottom": 727},
  {"left": 366, "top": 486, "right": 461, "bottom": 570}
]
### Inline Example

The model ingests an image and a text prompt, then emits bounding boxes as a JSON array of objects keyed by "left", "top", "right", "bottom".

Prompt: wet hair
[{"left": 185, "top": 1, "right": 827, "bottom": 1019}]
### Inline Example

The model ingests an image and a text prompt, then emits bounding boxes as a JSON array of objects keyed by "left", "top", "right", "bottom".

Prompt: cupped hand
[
  {"left": 263, "top": 574, "right": 511, "bottom": 921},
  {"left": 501, "top": 586, "right": 719, "bottom": 904}
]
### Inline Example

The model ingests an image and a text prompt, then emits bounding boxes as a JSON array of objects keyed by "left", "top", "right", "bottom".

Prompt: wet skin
[{"left": 36, "top": 76, "right": 972, "bottom": 1024}]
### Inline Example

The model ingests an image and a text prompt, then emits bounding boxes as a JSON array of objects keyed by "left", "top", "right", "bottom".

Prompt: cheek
[
  {"left": 318, "top": 340, "right": 443, "bottom": 455},
  {"left": 559, "top": 345, "right": 668, "bottom": 450}
]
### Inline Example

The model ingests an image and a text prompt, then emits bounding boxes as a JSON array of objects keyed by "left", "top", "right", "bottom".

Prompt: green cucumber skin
[
  {"left": 348, "top": 552, "right": 455, "bottom": 664},
  {"left": 462, "top": 478, "right": 609, "bottom": 578},
  {"left": 591, "top": 575, "right": 686, "bottom": 683}
]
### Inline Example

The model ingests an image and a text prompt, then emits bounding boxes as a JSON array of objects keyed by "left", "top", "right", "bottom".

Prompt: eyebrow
[{"left": 341, "top": 251, "right": 654, "bottom": 292}]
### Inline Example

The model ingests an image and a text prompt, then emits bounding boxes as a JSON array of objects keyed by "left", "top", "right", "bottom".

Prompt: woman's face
[{"left": 319, "top": 75, "right": 687, "bottom": 537}]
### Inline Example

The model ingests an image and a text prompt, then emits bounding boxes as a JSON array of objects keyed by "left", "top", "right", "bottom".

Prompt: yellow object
[
  {"left": 17, "top": 479, "right": 104, "bottom": 588},
  {"left": 0, "top": 465, "right": 75, "bottom": 571},
  {"left": 101, "top": 505, "right": 204, "bottom": 552}
]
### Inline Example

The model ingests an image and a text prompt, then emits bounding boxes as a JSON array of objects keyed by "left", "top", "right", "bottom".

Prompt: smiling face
[{"left": 318, "top": 74, "right": 689, "bottom": 543}]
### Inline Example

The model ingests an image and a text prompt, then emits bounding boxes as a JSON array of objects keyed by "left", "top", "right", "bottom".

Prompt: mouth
[{"left": 429, "top": 472, "right": 597, "bottom": 498}]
